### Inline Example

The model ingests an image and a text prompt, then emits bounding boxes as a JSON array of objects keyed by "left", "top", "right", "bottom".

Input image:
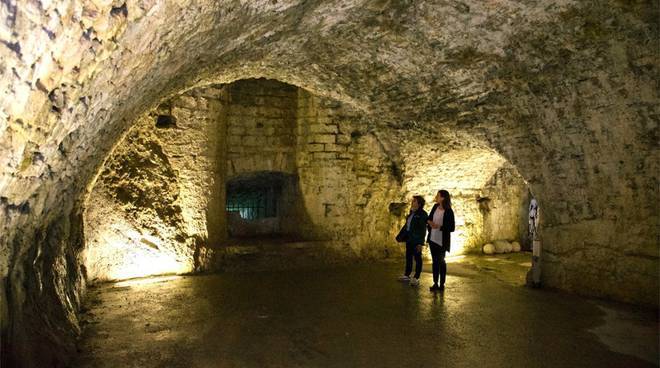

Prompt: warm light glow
[
  {"left": 84, "top": 220, "right": 194, "bottom": 282},
  {"left": 403, "top": 148, "right": 506, "bottom": 194},
  {"left": 446, "top": 254, "right": 466, "bottom": 263},
  {"left": 107, "top": 242, "right": 191, "bottom": 280},
  {"left": 114, "top": 275, "right": 182, "bottom": 287},
  {"left": 451, "top": 227, "right": 468, "bottom": 255},
  {"left": 421, "top": 226, "right": 469, "bottom": 261},
  {"left": 402, "top": 146, "right": 520, "bottom": 254}
]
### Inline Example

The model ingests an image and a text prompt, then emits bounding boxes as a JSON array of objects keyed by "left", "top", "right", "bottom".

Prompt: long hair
[
  {"left": 413, "top": 195, "right": 425, "bottom": 210},
  {"left": 439, "top": 190, "right": 451, "bottom": 210}
]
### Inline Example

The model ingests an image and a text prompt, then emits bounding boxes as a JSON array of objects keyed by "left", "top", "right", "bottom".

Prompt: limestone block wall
[
  {"left": 85, "top": 79, "right": 311, "bottom": 283},
  {"left": 164, "top": 90, "right": 228, "bottom": 251},
  {"left": 222, "top": 80, "right": 308, "bottom": 238},
  {"left": 295, "top": 91, "right": 403, "bottom": 256},
  {"left": 225, "top": 79, "right": 298, "bottom": 177}
]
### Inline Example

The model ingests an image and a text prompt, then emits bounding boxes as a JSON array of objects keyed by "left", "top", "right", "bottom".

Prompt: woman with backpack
[{"left": 396, "top": 195, "right": 428, "bottom": 286}]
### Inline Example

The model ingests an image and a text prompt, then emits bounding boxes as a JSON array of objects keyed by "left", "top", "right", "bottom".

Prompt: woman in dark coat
[
  {"left": 426, "top": 190, "right": 455, "bottom": 291},
  {"left": 396, "top": 195, "right": 428, "bottom": 286}
]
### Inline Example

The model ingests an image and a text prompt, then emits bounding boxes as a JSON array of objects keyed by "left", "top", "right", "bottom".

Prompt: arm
[{"left": 426, "top": 204, "right": 439, "bottom": 229}]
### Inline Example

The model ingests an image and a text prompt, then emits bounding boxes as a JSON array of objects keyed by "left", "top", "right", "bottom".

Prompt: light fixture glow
[
  {"left": 107, "top": 242, "right": 191, "bottom": 281},
  {"left": 84, "top": 220, "right": 193, "bottom": 282}
]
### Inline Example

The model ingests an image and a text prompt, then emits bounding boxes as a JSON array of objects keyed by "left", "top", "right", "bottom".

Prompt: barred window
[{"left": 226, "top": 186, "right": 277, "bottom": 220}]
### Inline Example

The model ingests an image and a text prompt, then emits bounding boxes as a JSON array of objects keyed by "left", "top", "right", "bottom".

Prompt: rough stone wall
[
  {"left": 83, "top": 125, "right": 191, "bottom": 282},
  {"left": 449, "top": 192, "right": 486, "bottom": 253},
  {"left": 0, "top": 1, "right": 657, "bottom": 366},
  {"left": 84, "top": 91, "right": 227, "bottom": 281},
  {"left": 479, "top": 165, "right": 529, "bottom": 247},
  {"left": 467, "top": 3, "right": 659, "bottom": 305},
  {"left": 398, "top": 144, "right": 528, "bottom": 254}
]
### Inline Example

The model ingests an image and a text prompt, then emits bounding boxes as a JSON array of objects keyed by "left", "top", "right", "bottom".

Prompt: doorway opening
[{"left": 225, "top": 171, "right": 301, "bottom": 240}]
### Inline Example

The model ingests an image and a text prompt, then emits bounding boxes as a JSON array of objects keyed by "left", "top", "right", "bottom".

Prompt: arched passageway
[
  {"left": 82, "top": 78, "right": 534, "bottom": 282},
  {"left": 0, "top": 1, "right": 657, "bottom": 367}
]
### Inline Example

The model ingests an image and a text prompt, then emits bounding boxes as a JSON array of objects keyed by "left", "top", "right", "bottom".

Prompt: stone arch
[
  {"left": 79, "top": 78, "right": 407, "bottom": 282},
  {"left": 398, "top": 142, "right": 533, "bottom": 255}
]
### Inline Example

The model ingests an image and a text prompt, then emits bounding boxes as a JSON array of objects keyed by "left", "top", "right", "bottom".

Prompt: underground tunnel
[
  {"left": 81, "top": 78, "right": 535, "bottom": 283},
  {"left": 0, "top": 1, "right": 658, "bottom": 367}
]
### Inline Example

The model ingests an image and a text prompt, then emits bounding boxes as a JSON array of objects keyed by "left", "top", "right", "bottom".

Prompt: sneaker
[
  {"left": 397, "top": 275, "right": 411, "bottom": 282},
  {"left": 409, "top": 277, "right": 420, "bottom": 286}
]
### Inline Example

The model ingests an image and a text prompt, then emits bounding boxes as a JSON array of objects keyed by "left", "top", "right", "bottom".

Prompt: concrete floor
[{"left": 73, "top": 255, "right": 659, "bottom": 368}]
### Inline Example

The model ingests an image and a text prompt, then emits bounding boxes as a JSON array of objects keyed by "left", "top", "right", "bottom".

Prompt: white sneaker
[
  {"left": 397, "top": 275, "right": 410, "bottom": 282},
  {"left": 409, "top": 277, "right": 420, "bottom": 286}
]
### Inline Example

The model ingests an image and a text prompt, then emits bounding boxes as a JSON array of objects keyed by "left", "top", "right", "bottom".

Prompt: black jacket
[
  {"left": 397, "top": 209, "right": 428, "bottom": 245},
  {"left": 426, "top": 204, "right": 455, "bottom": 252}
]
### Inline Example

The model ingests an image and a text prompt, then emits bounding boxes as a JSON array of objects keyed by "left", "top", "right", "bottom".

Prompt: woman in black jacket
[
  {"left": 396, "top": 195, "right": 428, "bottom": 286},
  {"left": 426, "top": 190, "right": 455, "bottom": 291}
]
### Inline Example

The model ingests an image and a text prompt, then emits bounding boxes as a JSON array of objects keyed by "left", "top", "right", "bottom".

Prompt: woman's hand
[{"left": 416, "top": 244, "right": 422, "bottom": 253}]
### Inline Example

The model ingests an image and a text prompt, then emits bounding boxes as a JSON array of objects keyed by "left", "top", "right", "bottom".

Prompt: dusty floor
[{"left": 73, "top": 254, "right": 659, "bottom": 368}]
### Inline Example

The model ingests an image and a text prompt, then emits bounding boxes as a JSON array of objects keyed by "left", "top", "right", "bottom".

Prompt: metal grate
[{"left": 226, "top": 186, "right": 277, "bottom": 220}]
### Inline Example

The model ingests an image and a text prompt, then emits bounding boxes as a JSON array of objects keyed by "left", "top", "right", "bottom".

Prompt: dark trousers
[
  {"left": 405, "top": 242, "right": 423, "bottom": 279},
  {"left": 429, "top": 241, "right": 446, "bottom": 286}
]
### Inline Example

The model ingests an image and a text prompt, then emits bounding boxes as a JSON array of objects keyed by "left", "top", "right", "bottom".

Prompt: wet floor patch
[
  {"left": 450, "top": 252, "right": 533, "bottom": 286},
  {"left": 589, "top": 304, "right": 659, "bottom": 365},
  {"left": 74, "top": 262, "right": 658, "bottom": 368}
]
